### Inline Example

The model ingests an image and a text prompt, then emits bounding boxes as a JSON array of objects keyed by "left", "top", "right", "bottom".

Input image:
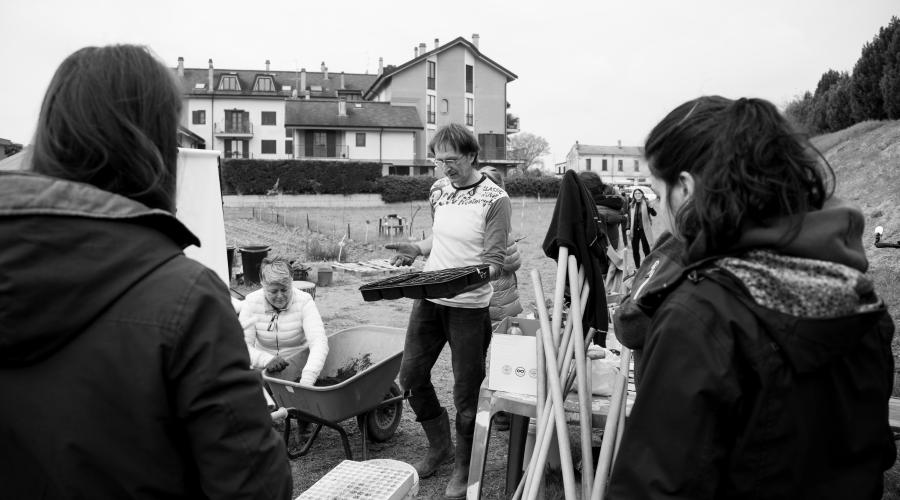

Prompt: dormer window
[
  {"left": 218, "top": 75, "right": 241, "bottom": 91},
  {"left": 253, "top": 76, "right": 276, "bottom": 92},
  {"left": 194, "top": 83, "right": 206, "bottom": 90}
]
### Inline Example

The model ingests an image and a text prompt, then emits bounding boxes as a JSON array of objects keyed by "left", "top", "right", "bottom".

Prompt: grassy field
[{"left": 228, "top": 121, "right": 900, "bottom": 498}]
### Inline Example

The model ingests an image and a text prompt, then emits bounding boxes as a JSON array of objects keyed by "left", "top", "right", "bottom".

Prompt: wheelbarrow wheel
[{"left": 358, "top": 382, "right": 402, "bottom": 443}]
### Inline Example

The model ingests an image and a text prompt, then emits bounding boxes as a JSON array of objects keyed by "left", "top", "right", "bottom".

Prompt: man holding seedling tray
[{"left": 386, "top": 123, "right": 510, "bottom": 499}]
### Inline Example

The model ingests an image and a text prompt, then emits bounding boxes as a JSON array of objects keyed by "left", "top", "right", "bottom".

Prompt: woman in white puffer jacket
[{"left": 239, "top": 257, "right": 328, "bottom": 386}]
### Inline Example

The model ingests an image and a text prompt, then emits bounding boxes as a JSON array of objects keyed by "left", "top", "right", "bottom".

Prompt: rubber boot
[
  {"left": 444, "top": 431, "right": 472, "bottom": 499},
  {"left": 412, "top": 409, "right": 454, "bottom": 478}
]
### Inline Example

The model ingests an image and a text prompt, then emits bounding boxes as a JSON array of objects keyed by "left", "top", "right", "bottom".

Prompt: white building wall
[
  {"left": 184, "top": 98, "right": 214, "bottom": 150},
  {"left": 381, "top": 131, "right": 416, "bottom": 161},
  {"left": 346, "top": 130, "right": 378, "bottom": 160},
  {"left": 204, "top": 97, "right": 285, "bottom": 158}
]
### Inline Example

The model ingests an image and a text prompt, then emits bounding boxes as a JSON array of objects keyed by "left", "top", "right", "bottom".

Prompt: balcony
[
  {"left": 465, "top": 113, "right": 473, "bottom": 126},
  {"left": 223, "top": 151, "right": 251, "bottom": 159},
  {"left": 214, "top": 121, "right": 253, "bottom": 137},
  {"left": 506, "top": 113, "right": 520, "bottom": 134},
  {"left": 427, "top": 111, "right": 436, "bottom": 124},
  {"left": 302, "top": 145, "right": 350, "bottom": 159}
]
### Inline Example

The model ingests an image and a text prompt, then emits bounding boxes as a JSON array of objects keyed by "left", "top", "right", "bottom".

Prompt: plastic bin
[
  {"left": 317, "top": 265, "right": 334, "bottom": 287},
  {"left": 240, "top": 245, "right": 270, "bottom": 284},
  {"left": 226, "top": 246, "right": 235, "bottom": 280}
]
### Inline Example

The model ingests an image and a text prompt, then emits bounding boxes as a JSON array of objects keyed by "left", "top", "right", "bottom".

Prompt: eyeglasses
[{"left": 430, "top": 157, "right": 460, "bottom": 168}]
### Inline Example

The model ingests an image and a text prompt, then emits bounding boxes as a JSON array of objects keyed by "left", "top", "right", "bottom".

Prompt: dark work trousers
[
  {"left": 632, "top": 228, "right": 651, "bottom": 268},
  {"left": 399, "top": 299, "right": 492, "bottom": 439}
]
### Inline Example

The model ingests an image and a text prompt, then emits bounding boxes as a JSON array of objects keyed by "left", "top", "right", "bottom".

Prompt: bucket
[
  {"left": 240, "top": 245, "right": 270, "bottom": 284},
  {"left": 226, "top": 246, "right": 235, "bottom": 280},
  {"left": 316, "top": 266, "right": 333, "bottom": 287}
]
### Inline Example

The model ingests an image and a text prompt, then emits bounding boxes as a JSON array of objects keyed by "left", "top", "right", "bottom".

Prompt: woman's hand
[
  {"left": 385, "top": 242, "right": 421, "bottom": 266},
  {"left": 265, "top": 355, "right": 288, "bottom": 373}
]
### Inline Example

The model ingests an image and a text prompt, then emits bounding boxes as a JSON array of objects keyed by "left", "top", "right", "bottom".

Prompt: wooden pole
[
  {"left": 567, "top": 255, "right": 594, "bottom": 499},
  {"left": 591, "top": 348, "right": 632, "bottom": 500},
  {"left": 613, "top": 348, "right": 632, "bottom": 464},
  {"left": 550, "top": 247, "right": 569, "bottom": 346},
  {"left": 529, "top": 270, "right": 578, "bottom": 500}
]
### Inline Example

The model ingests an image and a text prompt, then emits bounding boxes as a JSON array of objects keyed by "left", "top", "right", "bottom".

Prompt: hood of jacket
[{"left": 0, "top": 171, "right": 200, "bottom": 366}]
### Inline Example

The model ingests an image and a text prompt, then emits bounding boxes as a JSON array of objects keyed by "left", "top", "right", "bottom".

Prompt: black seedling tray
[{"left": 359, "top": 265, "right": 490, "bottom": 302}]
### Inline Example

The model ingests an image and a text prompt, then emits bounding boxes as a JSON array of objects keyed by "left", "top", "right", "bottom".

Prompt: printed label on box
[{"left": 488, "top": 333, "right": 538, "bottom": 396}]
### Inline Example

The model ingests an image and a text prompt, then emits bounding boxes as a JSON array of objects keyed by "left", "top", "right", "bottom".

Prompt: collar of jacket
[
  {"left": 0, "top": 171, "right": 199, "bottom": 249},
  {"left": 685, "top": 197, "right": 867, "bottom": 272}
]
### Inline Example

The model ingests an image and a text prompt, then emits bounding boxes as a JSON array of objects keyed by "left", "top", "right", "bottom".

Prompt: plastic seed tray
[
  {"left": 298, "top": 459, "right": 415, "bottom": 500},
  {"left": 359, "top": 264, "right": 490, "bottom": 302}
]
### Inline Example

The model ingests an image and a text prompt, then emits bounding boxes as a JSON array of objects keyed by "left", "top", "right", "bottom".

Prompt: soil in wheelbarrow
[{"left": 306, "top": 354, "right": 374, "bottom": 387}]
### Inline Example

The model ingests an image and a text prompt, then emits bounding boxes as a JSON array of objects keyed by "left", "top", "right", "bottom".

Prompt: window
[
  {"left": 634, "top": 159, "right": 640, "bottom": 172},
  {"left": 224, "top": 109, "right": 249, "bottom": 133},
  {"left": 389, "top": 166, "right": 411, "bottom": 175},
  {"left": 419, "top": 166, "right": 431, "bottom": 175},
  {"left": 465, "top": 98, "right": 473, "bottom": 126},
  {"left": 585, "top": 158, "right": 592, "bottom": 171},
  {"left": 617, "top": 159, "right": 623, "bottom": 172},
  {"left": 218, "top": 75, "right": 241, "bottom": 91},
  {"left": 441, "top": 99, "right": 449, "bottom": 113},
  {"left": 191, "top": 110, "right": 206, "bottom": 125},
  {"left": 261, "top": 140, "right": 276, "bottom": 154},
  {"left": 427, "top": 95, "right": 436, "bottom": 124},
  {"left": 602, "top": 159, "right": 608, "bottom": 171},
  {"left": 285, "top": 140, "right": 293, "bottom": 155},
  {"left": 261, "top": 111, "right": 276, "bottom": 126},
  {"left": 427, "top": 61, "right": 435, "bottom": 90},
  {"left": 285, "top": 128, "right": 293, "bottom": 138},
  {"left": 253, "top": 76, "right": 276, "bottom": 92},
  {"left": 356, "top": 133, "right": 366, "bottom": 147},
  {"left": 465, "top": 65, "right": 473, "bottom": 93}
]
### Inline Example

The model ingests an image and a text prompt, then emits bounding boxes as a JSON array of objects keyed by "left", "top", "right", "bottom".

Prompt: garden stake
[
  {"left": 529, "top": 270, "right": 577, "bottom": 500},
  {"left": 550, "top": 247, "right": 569, "bottom": 346},
  {"left": 567, "top": 255, "right": 594, "bottom": 499},
  {"left": 591, "top": 347, "right": 632, "bottom": 500}
]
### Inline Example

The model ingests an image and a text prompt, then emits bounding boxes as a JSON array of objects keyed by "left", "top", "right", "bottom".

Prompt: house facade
[
  {"left": 174, "top": 34, "right": 516, "bottom": 176},
  {"left": 364, "top": 35, "right": 519, "bottom": 175},
  {"left": 564, "top": 141, "right": 649, "bottom": 186}
]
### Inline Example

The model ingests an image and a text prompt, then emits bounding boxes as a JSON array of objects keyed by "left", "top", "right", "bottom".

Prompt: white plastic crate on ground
[{"left": 297, "top": 459, "right": 417, "bottom": 500}]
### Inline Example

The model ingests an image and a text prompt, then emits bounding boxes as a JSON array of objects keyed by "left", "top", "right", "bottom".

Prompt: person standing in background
[
  {"left": 0, "top": 45, "right": 291, "bottom": 499},
  {"left": 628, "top": 188, "right": 656, "bottom": 267}
]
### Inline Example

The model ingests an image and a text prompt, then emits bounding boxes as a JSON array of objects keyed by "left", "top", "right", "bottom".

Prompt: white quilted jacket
[{"left": 238, "top": 287, "right": 328, "bottom": 385}]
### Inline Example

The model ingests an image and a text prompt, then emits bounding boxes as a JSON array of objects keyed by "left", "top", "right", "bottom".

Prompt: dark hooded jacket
[
  {"left": 608, "top": 199, "right": 896, "bottom": 499},
  {"left": 0, "top": 172, "right": 292, "bottom": 499}
]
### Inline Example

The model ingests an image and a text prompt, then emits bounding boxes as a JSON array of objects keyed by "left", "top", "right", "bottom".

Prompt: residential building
[
  {"left": 0, "top": 138, "right": 23, "bottom": 160},
  {"left": 564, "top": 141, "right": 649, "bottom": 186},
  {"left": 173, "top": 34, "right": 517, "bottom": 177},
  {"left": 364, "top": 35, "right": 520, "bottom": 176}
]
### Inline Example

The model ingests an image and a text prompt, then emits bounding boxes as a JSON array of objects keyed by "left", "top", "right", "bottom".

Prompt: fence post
[
  {"left": 307, "top": 213, "right": 310, "bottom": 230},
  {"left": 347, "top": 223, "right": 351, "bottom": 240}
]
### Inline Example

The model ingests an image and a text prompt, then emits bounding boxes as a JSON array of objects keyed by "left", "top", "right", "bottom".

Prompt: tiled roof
[
  {"left": 285, "top": 100, "right": 422, "bottom": 129},
  {"left": 577, "top": 144, "right": 645, "bottom": 157},
  {"left": 364, "top": 36, "right": 517, "bottom": 99},
  {"left": 176, "top": 67, "right": 378, "bottom": 97}
]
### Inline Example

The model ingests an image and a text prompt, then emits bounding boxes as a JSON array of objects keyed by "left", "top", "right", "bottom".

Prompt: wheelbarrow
[{"left": 263, "top": 325, "right": 407, "bottom": 461}]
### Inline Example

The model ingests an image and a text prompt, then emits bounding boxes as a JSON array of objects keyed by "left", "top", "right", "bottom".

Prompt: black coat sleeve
[
  {"left": 169, "top": 269, "right": 292, "bottom": 500},
  {"left": 608, "top": 293, "right": 741, "bottom": 499}
]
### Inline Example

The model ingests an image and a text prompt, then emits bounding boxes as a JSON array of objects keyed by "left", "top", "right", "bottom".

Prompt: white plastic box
[{"left": 487, "top": 317, "right": 541, "bottom": 396}]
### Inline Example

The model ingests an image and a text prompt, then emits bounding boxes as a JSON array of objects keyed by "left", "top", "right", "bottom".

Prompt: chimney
[
  {"left": 177, "top": 57, "right": 184, "bottom": 78},
  {"left": 414, "top": 46, "right": 418, "bottom": 58},
  {"left": 321, "top": 61, "right": 328, "bottom": 80},
  {"left": 300, "top": 68, "right": 306, "bottom": 92},
  {"left": 617, "top": 139, "right": 622, "bottom": 148},
  {"left": 340, "top": 71, "right": 345, "bottom": 89},
  {"left": 434, "top": 38, "right": 439, "bottom": 50},
  {"left": 265, "top": 59, "right": 270, "bottom": 72},
  {"left": 338, "top": 99, "right": 347, "bottom": 117},
  {"left": 208, "top": 59, "right": 214, "bottom": 92},
  {"left": 378, "top": 57, "right": 384, "bottom": 75},
  {"left": 419, "top": 42, "right": 427, "bottom": 56},
  {"left": 472, "top": 33, "right": 480, "bottom": 49}
]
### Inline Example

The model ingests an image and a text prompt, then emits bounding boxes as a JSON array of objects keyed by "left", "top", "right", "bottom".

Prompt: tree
[
  {"left": 850, "top": 25, "right": 890, "bottom": 121},
  {"left": 507, "top": 132, "right": 550, "bottom": 174},
  {"left": 880, "top": 18, "right": 900, "bottom": 119}
]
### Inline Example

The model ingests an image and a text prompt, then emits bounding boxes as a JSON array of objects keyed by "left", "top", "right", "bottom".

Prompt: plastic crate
[{"left": 359, "top": 265, "right": 490, "bottom": 302}]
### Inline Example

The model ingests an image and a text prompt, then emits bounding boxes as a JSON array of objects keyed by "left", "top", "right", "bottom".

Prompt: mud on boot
[
  {"left": 444, "top": 431, "right": 472, "bottom": 499},
  {"left": 411, "top": 408, "right": 454, "bottom": 478}
]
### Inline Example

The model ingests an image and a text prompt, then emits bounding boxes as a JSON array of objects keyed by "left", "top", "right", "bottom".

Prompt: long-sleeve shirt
[{"left": 239, "top": 287, "right": 328, "bottom": 385}]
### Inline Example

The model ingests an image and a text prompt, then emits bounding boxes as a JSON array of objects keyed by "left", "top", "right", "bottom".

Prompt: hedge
[
  {"left": 376, "top": 175, "right": 435, "bottom": 203},
  {"left": 221, "top": 159, "right": 382, "bottom": 195},
  {"left": 504, "top": 176, "right": 560, "bottom": 197}
]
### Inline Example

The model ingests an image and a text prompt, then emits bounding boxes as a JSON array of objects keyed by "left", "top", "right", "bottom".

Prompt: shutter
[
  {"left": 224, "top": 140, "right": 232, "bottom": 156},
  {"left": 242, "top": 140, "right": 249, "bottom": 158},
  {"left": 326, "top": 131, "right": 336, "bottom": 157},
  {"left": 304, "top": 131, "right": 313, "bottom": 156}
]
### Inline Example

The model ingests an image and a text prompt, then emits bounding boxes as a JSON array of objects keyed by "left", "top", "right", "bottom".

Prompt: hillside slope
[{"left": 812, "top": 120, "right": 900, "bottom": 343}]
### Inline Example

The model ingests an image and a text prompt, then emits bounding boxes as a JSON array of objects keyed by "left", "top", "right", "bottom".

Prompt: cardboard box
[{"left": 488, "top": 317, "right": 541, "bottom": 396}]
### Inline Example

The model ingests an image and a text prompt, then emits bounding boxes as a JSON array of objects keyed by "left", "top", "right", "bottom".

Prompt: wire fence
[{"left": 249, "top": 206, "right": 429, "bottom": 244}]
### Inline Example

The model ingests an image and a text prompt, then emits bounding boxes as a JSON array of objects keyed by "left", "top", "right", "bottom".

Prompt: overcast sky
[{"left": 2, "top": 0, "right": 897, "bottom": 166}]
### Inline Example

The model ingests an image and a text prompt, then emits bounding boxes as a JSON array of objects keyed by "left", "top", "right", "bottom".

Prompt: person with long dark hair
[
  {"left": 628, "top": 188, "right": 656, "bottom": 267},
  {"left": 608, "top": 96, "right": 895, "bottom": 499},
  {"left": 0, "top": 45, "right": 291, "bottom": 499}
]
